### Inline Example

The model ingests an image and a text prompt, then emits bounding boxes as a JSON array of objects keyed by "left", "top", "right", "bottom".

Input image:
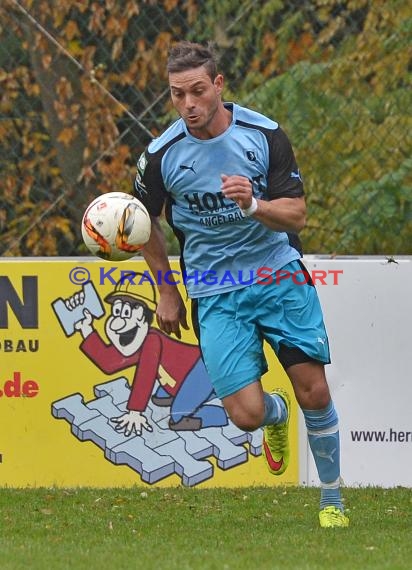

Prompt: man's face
[{"left": 169, "top": 66, "right": 224, "bottom": 137}]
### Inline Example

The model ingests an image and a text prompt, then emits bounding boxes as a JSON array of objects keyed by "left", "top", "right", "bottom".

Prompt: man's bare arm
[{"left": 142, "top": 216, "right": 188, "bottom": 338}]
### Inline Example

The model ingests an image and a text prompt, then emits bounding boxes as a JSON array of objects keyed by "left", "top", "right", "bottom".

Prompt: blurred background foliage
[{"left": 1, "top": 0, "right": 411, "bottom": 257}]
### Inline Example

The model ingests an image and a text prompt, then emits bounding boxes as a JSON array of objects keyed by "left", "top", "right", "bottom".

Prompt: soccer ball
[{"left": 81, "top": 192, "right": 151, "bottom": 261}]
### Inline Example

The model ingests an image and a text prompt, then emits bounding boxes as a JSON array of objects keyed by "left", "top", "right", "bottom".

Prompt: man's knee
[
  {"left": 226, "top": 406, "right": 264, "bottom": 432},
  {"left": 288, "top": 362, "right": 331, "bottom": 409},
  {"left": 303, "top": 379, "right": 330, "bottom": 408},
  {"left": 222, "top": 381, "right": 265, "bottom": 431}
]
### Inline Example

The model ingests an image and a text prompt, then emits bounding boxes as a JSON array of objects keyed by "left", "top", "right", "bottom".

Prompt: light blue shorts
[{"left": 196, "top": 260, "right": 330, "bottom": 399}]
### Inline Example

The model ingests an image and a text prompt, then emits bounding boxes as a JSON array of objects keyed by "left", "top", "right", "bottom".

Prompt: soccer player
[{"left": 133, "top": 40, "right": 349, "bottom": 528}]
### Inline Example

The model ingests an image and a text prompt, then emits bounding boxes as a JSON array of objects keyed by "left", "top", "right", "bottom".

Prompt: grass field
[{"left": 0, "top": 486, "right": 411, "bottom": 570}]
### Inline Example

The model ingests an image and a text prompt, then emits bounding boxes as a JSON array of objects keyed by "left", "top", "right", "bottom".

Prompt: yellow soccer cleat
[
  {"left": 262, "top": 389, "right": 291, "bottom": 476},
  {"left": 319, "top": 506, "right": 350, "bottom": 528}
]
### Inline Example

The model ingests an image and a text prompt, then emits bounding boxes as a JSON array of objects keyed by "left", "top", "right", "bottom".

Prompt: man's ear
[{"left": 214, "top": 73, "right": 224, "bottom": 94}]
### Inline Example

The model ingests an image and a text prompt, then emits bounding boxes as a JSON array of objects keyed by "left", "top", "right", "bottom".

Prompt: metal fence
[{"left": 1, "top": 0, "right": 411, "bottom": 257}]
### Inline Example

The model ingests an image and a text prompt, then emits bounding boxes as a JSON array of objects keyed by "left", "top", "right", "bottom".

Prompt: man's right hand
[{"left": 156, "top": 287, "right": 189, "bottom": 339}]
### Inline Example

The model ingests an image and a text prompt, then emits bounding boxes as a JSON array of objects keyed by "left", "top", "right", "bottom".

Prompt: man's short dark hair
[{"left": 167, "top": 41, "right": 219, "bottom": 80}]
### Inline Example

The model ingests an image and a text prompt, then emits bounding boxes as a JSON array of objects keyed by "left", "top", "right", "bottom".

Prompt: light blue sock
[
  {"left": 261, "top": 392, "right": 288, "bottom": 426},
  {"left": 303, "top": 400, "right": 343, "bottom": 511}
]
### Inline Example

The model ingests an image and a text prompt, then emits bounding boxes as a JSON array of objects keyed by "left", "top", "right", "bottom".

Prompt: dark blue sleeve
[
  {"left": 133, "top": 149, "right": 166, "bottom": 217},
  {"left": 266, "top": 127, "right": 304, "bottom": 200}
]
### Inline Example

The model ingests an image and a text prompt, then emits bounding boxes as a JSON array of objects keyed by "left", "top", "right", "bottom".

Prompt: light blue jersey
[{"left": 134, "top": 103, "right": 304, "bottom": 298}]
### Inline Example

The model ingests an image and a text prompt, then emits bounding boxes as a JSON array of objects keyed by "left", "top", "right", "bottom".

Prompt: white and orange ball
[{"left": 81, "top": 192, "right": 151, "bottom": 261}]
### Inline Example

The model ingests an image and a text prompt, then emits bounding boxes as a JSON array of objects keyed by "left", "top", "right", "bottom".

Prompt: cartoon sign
[{"left": 0, "top": 259, "right": 298, "bottom": 487}]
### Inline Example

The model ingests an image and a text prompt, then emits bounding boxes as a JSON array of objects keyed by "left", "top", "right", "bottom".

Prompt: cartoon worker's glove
[
  {"left": 73, "top": 308, "right": 94, "bottom": 339},
  {"left": 110, "top": 411, "right": 153, "bottom": 437}
]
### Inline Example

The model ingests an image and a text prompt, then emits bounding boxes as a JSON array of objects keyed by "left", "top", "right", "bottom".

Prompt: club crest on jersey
[
  {"left": 134, "top": 152, "right": 148, "bottom": 197},
  {"left": 137, "top": 152, "right": 148, "bottom": 175},
  {"left": 245, "top": 149, "right": 257, "bottom": 161}
]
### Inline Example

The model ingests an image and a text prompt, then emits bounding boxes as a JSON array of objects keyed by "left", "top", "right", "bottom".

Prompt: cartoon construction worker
[{"left": 69, "top": 273, "right": 227, "bottom": 436}]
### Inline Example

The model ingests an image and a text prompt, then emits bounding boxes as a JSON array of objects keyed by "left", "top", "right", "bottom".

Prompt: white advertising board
[{"left": 299, "top": 256, "right": 412, "bottom": 487}]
